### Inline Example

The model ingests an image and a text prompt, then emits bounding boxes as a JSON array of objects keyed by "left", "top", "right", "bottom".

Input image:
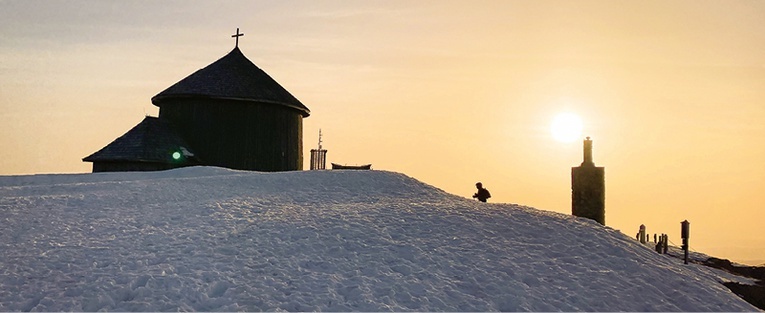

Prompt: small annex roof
[
  {"left": 151, "top": 47, "right": 310, "bottom": 117},
  {"left": 83, "top": 116, "right": 198, "bottom": 165}
]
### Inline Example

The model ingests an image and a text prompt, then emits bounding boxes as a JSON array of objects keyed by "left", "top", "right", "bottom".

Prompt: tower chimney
[
  {"left": 582, "top": 136, "right": 594, "bottom": 166},
  {"left": 571, "top": 136, "right": 605, "bottom": 225}
]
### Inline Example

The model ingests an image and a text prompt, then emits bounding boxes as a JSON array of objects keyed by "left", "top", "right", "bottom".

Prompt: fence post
[
  {"left": 655, "top": 237, "right": 662, "bottom": 253},
  {"left": 681, "top": 220, "right": 690, "bottom": 264}
]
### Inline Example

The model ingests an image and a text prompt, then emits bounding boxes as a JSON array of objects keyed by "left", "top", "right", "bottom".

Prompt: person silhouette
[{"left": 472, "top": 182, "right": 491, "bottom": 203}]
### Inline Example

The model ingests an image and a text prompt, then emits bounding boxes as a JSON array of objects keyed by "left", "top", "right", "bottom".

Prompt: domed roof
[{"left": 151, "top": 47, "right": 310, "bottom": 117}]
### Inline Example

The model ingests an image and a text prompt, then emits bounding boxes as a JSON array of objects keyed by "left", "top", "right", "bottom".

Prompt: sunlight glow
[{"left": 551, "top": 113, "right": 583, "bottom": 143}]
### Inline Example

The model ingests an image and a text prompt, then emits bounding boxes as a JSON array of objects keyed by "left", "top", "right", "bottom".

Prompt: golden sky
[{"left": 1, "top": 1, "right": 764, "bottom": 263}]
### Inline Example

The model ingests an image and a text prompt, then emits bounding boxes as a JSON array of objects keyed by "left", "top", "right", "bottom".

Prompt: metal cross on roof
[{"left": 232, "top": 28, "right": 244, "bottom": 47}]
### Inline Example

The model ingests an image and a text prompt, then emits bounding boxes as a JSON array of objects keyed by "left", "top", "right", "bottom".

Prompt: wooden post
[
  {"left": 681, "top": 220, "right": 690, "bottom": 264},
  {"left": 655, "top": 238, "right": 662, "bottom": 253}
]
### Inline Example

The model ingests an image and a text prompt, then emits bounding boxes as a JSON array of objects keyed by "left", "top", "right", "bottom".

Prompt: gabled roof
[
  {"left": 151, "top": 47, "right": 310, "bottom": 117},
  {"left": 83, "top": 116, "right": 198, "bottom": 164}
]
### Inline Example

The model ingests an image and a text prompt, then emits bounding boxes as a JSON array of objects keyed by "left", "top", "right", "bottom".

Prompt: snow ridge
[{"left": 0, "top": 167, "right": 757, "bottom": 311}]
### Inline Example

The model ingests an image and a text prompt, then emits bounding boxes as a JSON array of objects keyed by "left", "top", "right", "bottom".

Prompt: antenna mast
[
  {"left": 318, "top": 129, "right": 323, "bottom": 150},
  {"left": 310, "top": 129, "right": 327, "bottom": 170}
]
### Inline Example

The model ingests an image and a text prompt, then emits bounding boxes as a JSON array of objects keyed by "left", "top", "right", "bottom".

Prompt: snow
[{"left": 0, "top": 166, "right": 759, "bottom": 311}]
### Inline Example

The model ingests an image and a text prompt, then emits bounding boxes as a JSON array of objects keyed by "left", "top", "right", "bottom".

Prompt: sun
[{"left": 551, "top": 112, "right": 583, "bottom": 143}]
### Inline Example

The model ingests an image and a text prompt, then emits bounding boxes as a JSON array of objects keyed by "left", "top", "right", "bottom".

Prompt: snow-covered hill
[{"left": 0, "top": 167, "right": 758, "bottom": 311}]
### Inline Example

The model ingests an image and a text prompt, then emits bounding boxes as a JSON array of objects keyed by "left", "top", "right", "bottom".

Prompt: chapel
[{"left": 83, "top": 30, "right": 309, "bottom": 172}]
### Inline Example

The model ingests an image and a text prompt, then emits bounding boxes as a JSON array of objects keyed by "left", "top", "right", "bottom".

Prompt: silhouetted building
[
  {"left": 571, "top": 137, "right": 605, "bottom": 225},
  {"left": 84, "top": 32, "right": 309, "bottom": 172},
  {"left": 83, "top": 116, "right": 201, "bottom": 172}
]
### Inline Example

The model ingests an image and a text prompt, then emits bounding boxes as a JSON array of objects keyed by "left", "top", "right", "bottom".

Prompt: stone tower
[{"left": 571, "top": 137, "right": 605, "bottom": 225}]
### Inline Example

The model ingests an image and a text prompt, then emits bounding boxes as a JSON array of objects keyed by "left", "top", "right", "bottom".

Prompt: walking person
[{"left": 472, "top": 182, "right": 491, "bottom": 203}]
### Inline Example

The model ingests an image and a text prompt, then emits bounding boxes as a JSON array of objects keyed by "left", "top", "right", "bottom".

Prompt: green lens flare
[{"left": 172, "top": 152, "right": 181, "bottom": 160}]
